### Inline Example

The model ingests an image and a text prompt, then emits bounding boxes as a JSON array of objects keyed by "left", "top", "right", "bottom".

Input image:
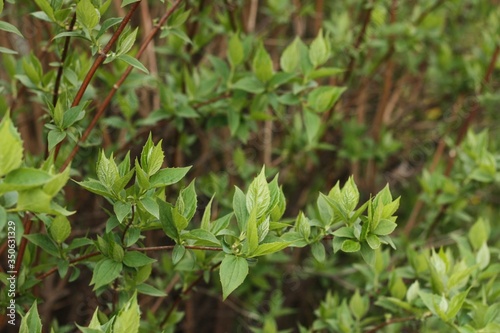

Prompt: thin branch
[
  {"left": 14, "top": 213, "right": 33, "bottom": 276},
  {"left": 364, "top": 314, "right": 427, "bottom": 333},
  {"left": 54, "top": 1, "right": 142, "bottom": 160},
  {"left": 36, "top": 251, "right": 100, "bottom": 280},
  {"left": 343, "top": 1, "right": 373, "bottom": 84},
  {"left": 60, "top": 0, "right": 184, "bottom": 172},
  {"left": 52, "top": 13, "right": 77, "bottom": 107}
]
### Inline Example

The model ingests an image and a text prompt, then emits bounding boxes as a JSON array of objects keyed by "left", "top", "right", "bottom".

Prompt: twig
[
  {"left": 60, "top": 0, "right": 184, "bottom": 172},
  {"left": 52, "top": 13, "right": 77, "bottom": 107},
  {"left": 14, "top": 213, "right": 33, "bottom": 276},
  {"left": 343, "top": 1, "right": 373, "bottom": 84},
  {"left": 364, "top": 314, "right": 427, "bottom": 333},
  {"left": 54, "top": 1, "right": 143, "bottom": 160}
]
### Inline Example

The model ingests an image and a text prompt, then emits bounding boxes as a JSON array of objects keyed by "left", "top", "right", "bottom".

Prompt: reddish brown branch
[
  {"left": 14, "top": 213, "right": 33, "bottom": 276},
  {"left": 60, "top": 0, "right": 184, "bottom": 172},
  {"left": 54, "top": 1, "right": 142, "bottom": 160}
]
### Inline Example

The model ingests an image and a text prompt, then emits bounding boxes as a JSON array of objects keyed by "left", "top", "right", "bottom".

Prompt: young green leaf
[
  {"left": 0, "top": 114, "right": 23, "bottom": 177},
  {"left": 246, "top": 167, "right": 270, "bottom": 220},
  {"left": 149, "top": 166, "right": 191, "bottom": 187},
  {"left": 280, "top": 37, "right": 300, "bottom": 73},
  {"left": 228, "top": 33, "right": 244, "bottom": 67},
  {"left": 123, "top": 251, "right": 156, "bottom": 268},
  {"left": 113, "top": 291, "right": 140, "bottom": 333},
  {"left": 309, "top": 29, "right": 330, "bottom": 67},
  {"left": 76, "top": 0, "right": 100, "bottom": 29},
  {"left": 49, "top": 215, "right": 71, "bottom": 244},
  {"left": 20, "top": 301, "right": 42, "bottom": 333},
  {"left": 220, "top": 255, "right": 249, "bottom": 300},
  {"left": 90, "top": 258, "right": 123, "bottom": 290},
  {"left": 252, "top": 42, "right": 274, "bottom": 83},
  {"left": 246, "top": 208, "right": 259, "bottom": 255}
]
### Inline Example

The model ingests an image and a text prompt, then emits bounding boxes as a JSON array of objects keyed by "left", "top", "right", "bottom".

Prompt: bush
[{"left": 1, "top": 0, "right": 499, "bottom": 332}]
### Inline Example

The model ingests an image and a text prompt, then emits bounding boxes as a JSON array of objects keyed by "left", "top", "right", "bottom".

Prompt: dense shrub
[{"left": 1, "top": 0, "right": 499, "bottom": 332}]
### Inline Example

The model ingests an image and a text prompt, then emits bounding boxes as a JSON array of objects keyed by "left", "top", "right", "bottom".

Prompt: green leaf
[
  {"left": 295, "top": 212, "right": 310, "bottom": 241},
  {"left": 389, "top": 273, "right": 407, "bottom": 300},
  {"left": 139, "top": 196, "right": 160, "bottom": 219},
  {"left": 90, "top": 258, "right": 122, "bottom": 290},
  {"left": 360, "top": 242, "right": 376, "bottom": 266},
  {"left": 172, "top": 244, "right": 185, "bottom": 265},
  {"left": 228, "top": 33, "right": 244, "bottom": 67},
  {"left": 158, "top": 200, "right": 178, "bottom": 241},
  {"left": 134, "top": 160, "right": 150, "bottom": 189},
  {"left": 0, "top": 21, "right": 24, "bottom": 38},
  {"left": 1, "top": 167, "right": 52, "bottom": 191},
  {"left": 233, "top": 186, "right": 249, "bottom": 231},
  {"left": 332, "top": 226, "right": 354, "bottom": 238},
  {"left": 123, "top": 251, "right": 156, "bottom": 268},
  {"left": 97, "top": 151, "right": 119, "bottom": 188},
  {"left": 121, "top": 0, "right": 140, "bottom": 7},
  {"left": 169, "top": 9, "right": 191, "bottom": 27},
  {"left": 246, "top": 167, "right": 270, "bottom": 220},
  {"left": 149, "top": 166, "right": 191, "bottom": 187},
  {"left": 309, "top": 29, "right": 329, "bottom": 67},
  {"left": 308, "top": 67, "right": 344, "bottom": 79},
  {"left": 201, "top": 195, "right": 214, "bottom": 231},
  {"left": 246, "top": 208, "right": 259, "bottom": 255},
  {"left": 232, "top": 76, "right": 265, "bottom": 94},
  {"left": 447, "top": 289, "right": 469, "bottom": 320},
  {"left": 0, "top": 46, "right": 17, "bottom": 54},
  {"left": 113, "top": 291, "right": 140, "bottom": 333},
  {"left": 372, "top": 219, "right": 397, "bottom": 235},
  {"left": 0, "top": 114, "right": 23, "bottom": 177},
  {"left": 311, "top": 242, "right": 326, "bottom": 262},
  {"left": 280, "top": 37, "right": 300, "bottom": 73},
  {"left": 114, "top": 201, "right": 132, "bottom": 223},
  {"left": 366, "top": 234, "right": 381, "bottom": 250},
  {"left": 307, "top": 86, "right": 346, "bottom": 113},
  {"left": 476, "top": 242, "right": 490, "bottom": 270},
  {"left": 187, "top": 229, "right": 220, "bottom": 246},
  {"left": 252, "top": 42, "right": 273, "bottom": 83},
  {"left": 468, "top": 218, "right": 488, "bottom": 251},
  {"left": 251, "top": 241, "right": 290, "bottom": 257},
  {"left": 76, "top": 179, "right": 111, "bottom": 197},
  {"left": 136, "top": 283, "right": 167, "bottom": 297},
  {"left": 117, "top": 54, "right": 149, "bottom": 74},
  {"left": 20, "top": 300, "right": 42, "bottom": 333},
  {"left": 47, "top": 129, "right": 66, "bottom": 151},
  {"left": 62, "top": 104, "right": 86, "bottom": 129},
  {"left": 49, "top": 215, "right": 71, "bottom": 244},
  {"left": 34, "top": 0, "right": 55, "bottom": 22},
  {"left": 24, "top": 233, "right": 60, "bottom": 257},
  {"left": 76, "top": 0, "right": 100, "bottom": 29},
  {"left": 172, "top": 206, "right": 188, "bottom": 231},
  {"left": 219, "top": 255, "right": 249, "bottom": 300},
  {"left": 303, "top": 109, "right": 321, "bottom": 143},
  {"left": 178, "top": 180, "right": 197, "bottom": 221},
  {"left": 349, "top": 289, "right": 368, "bottom": 320},
  {"left": 341, "top": 239, "right": 361, "bottom": 252}
]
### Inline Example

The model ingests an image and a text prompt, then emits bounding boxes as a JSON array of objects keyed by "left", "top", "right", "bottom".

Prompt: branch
[
  {"left": 14, "top": 213, "right": 33, "bottom": 276},
  {"left": 60, "top": 0, "right": 185, "bottom": 172},
  {"left": 54, "top": 1, "right": 142, "bottom": 160}
]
